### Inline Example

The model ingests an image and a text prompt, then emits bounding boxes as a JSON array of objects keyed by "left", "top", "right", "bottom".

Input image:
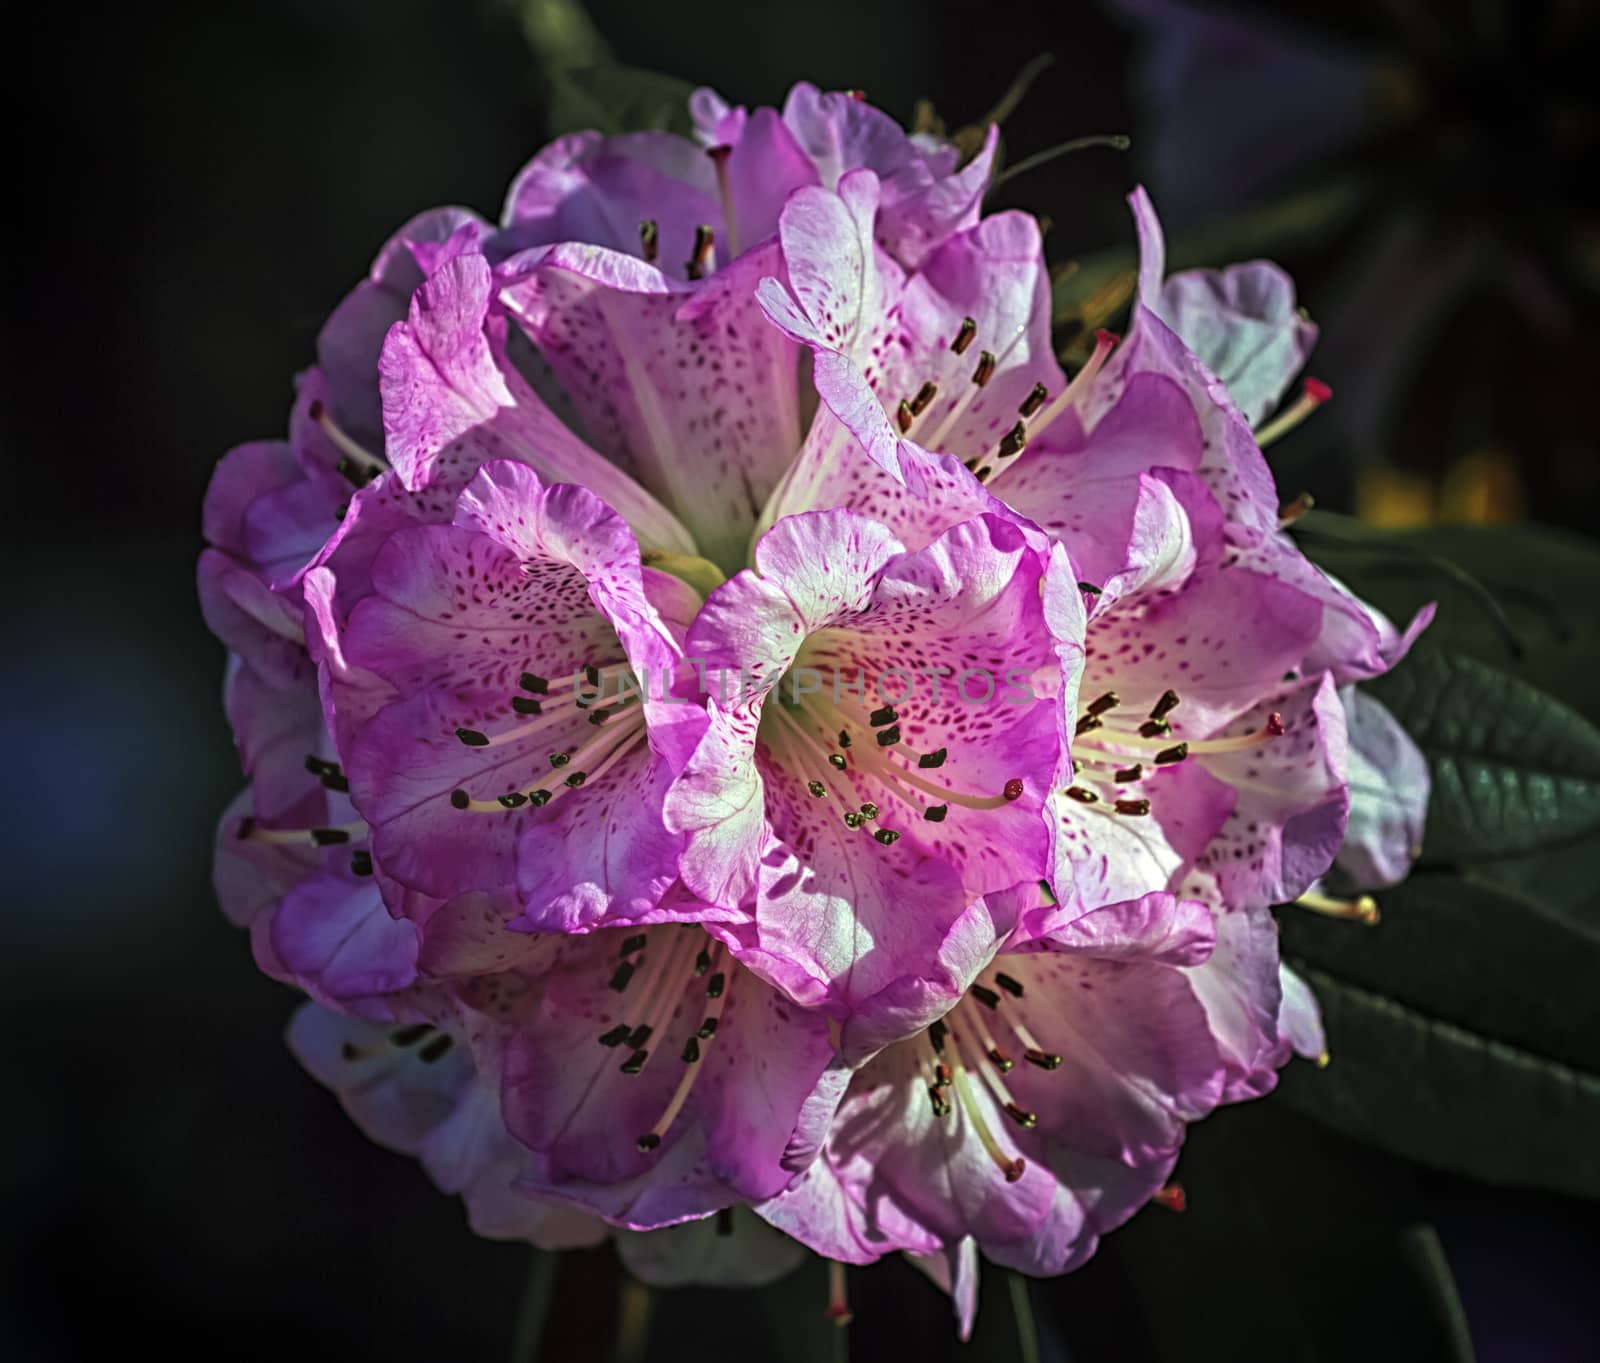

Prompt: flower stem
[
  {"left": 1008, "top": 1271, "right": 1040, "bottom": 1363},
  {"left": 509, "top": 1249, "right": 556, "bottom": 1363},
  {"left": 612, "top": 1274, "right": 654, "bottom": 1363}
]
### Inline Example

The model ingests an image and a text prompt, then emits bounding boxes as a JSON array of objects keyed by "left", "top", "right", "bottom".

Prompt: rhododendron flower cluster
[{"left": 201, "top": 80, "right": 1429, "bottom": 1332}]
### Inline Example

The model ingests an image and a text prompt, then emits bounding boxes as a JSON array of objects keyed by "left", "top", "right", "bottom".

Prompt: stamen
[
  {"left": 706, "top": 146, "right": 742, "bottom": 257},
  {"left": 1152, "top": 1183, "right": 1187, "bottom": 1212},
  {"left": 418, "top": 1035, "right": 453, "bottom": 1063},
  {"left": 949, "top": 1066, "right": 1026, "bottom": 1183},
  {"left": 1254, "top": 378, "right": 1331, "bottom": 448},
  {"left": 350, "top": 850, "right": 373, "bottom": 876},
  {"left": 1113, "top": 765, "right": 1143, "bottom": 783},
  {"left": 636, "top": 941, "right": 729, "bottom": 1153},
  {"left": 1064, "top": 786, "right": 1099, "bottom": 803},
  {"left": 639, "top": 219, "right": 659, "bottom": 263},
  {"left": 895, "top": 399, "right": 913, "bottom": 433},
  {"left": 996, "top": 421, "right": 1027, "bottom": 459},
  {"left": 1296, "top": 889, "right": 1381, "bottom": 926},
  {"left": 1114, "top": 798, "right": 1151, "bottom": 816},
  {"left": 972, "top": 350, "right": 997, "bottom": 387},
  {"left": 924, "top": 804, "right": 948, "bottom": 821},
  {"left": 1278, "top": 491, "right": 1315, "bottom": 528},
  {"left": 995, "top": 973, "right": 1024, "bottom": 997},
  {"left": 237, "top": 819, "right": 367, "bottom": 847},
  {"left": 308, "top": 400, "right": 386, "bottom": 480},
  {"left": 910, "top": 381, "right": 938, "bottom": 415},
  {"left": 1154, "top": 743, "right": 1188, "bottom": 765},
  {"left": 951, "top": 317, "right": 978, "bottom": 354},
  {"left": 1018, "top": 383, "right": 1048, "bottom": 417},
  {"left": 451, "top": 709, "right": 647, "bottom": 811},
  {"left": 826, "top": 1260, "right": 853, "bottom": 1326},
  {"left": 1087, "top": 691, "right": 1120, "bottom": 716},
  {"left": 1006, "top": 328, "right": 1118, "bottom": 453},
  {"left": 685, "top": 224, "right": 715, "bottom": 281}
]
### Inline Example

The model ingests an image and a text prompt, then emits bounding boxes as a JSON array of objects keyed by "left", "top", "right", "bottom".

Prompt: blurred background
[{"left": 3, "top": 1, "right": 1596, "bottom": 1358}]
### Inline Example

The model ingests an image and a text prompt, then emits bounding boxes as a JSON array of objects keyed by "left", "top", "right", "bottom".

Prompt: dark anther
[
  {"left": 455, "top": 728, "right": 489, "bottom": 747},
  {"left": 520, "top": 673, "right": 549, "bottom": 695},
  {"left": 924, "top": 804, "right": 949, "bottom": 822},
  {"left": 685, "top": 224, "right": 714, "bottom": 280},
  {"left": 1150, "top": 689, "right": 1181, "bottom": 720},
  {"left": 997, "top": 421, "right": 1027, "bottom": 459},
  {"left": 620, "top": 1050, "right": 649, "bottom": 1075},
  {"left": 497, "top": 792, "right": 528, "bottom": 809},
  {"left": 350, "top": 850, "right": 373, "bottom": 877},
  {"left": 876, "top": 725, "right": 901, "bottom": 747},
  {"left": 808, "top": 780, "right": 827, "bottom": 798},
  {"left": 587, "top": 707, "right": 614, "bottom": 726},
  {"left": 996, "top": 973, "right": 1024, "bottom": 998},
  {"left": 609, "top": 962, "right": 636, "bottom": 992},
  {"left": 1086, "top": 691, "right": 1120, "bottom": 716},
  {"left": 548, "top": 751, "right": 571, "bottom": 768},
  {"left": 859, "top": 802, "right": 879, "bottom": 819},
  {"left": 843, "top": 811, "right": 864, "bottom": 829},
  {"left": 911, "top": 381, "right": 938, "bottom": 415},
  {"left": 1115, "top": 799, "right": 1152, "bottom": 816},
  {"left": 584, "top": 665, "right": 601, "bottom": 688},
  {"left": 838, "top": 730, "right": 852, "bottom": 749},
  {"left": 1004, "top": 1102, "right": 1039, "bottom": 1129},
  {"left": 919, "top": 748, "right": 948, "bottom": 769},
  {"left": 929, "top": 1020, "right": 948, "bottom": 1054},
  {"left": 934, "top": 1062, "right": 952, "bottom": 1087},
  {"left": 1065, "top": 787, "right": 1099, "bottom": 804},
  {"left": 705, "top": 973, "right": 726, "bottom": 999},
  {"left": 973, "top": 350, "right": 997, "bottom": 387},
  {"left": 952, "top": 317, "right": 977, "bottom": 354},
  {"left": 419, "top": 1035, "right": 453, "bottom": 1064},
  {"left": 625, "top": 1024, "right": 653, "bottom": 1049},
  {"left": 697, "top": 1017, "right": 719, "bottom": 1039},
  {"left": 971, "top": 984, "right": 1000, "bottom": 1010},
  {"left": 637, "top": 1132, "right": 662, "bottom": 1151},
  {"left": 1003, "top": 778, "right": 1025, "bottom": 801},
  {"left": 1019, "top": 382, "right": 1048, "bottom": 417},
  {"left": 1025, "top": 1049, "right": 1062, "bottom": 1070},
  {"left": 1154, "top": 743, "right": 1189, "bottom": 765},
  {"left": 320, "top": 771, "right": 349, "bottom": 792},
  {"left": 869, "top": 705, "right": 898, "bottom": 727},
  {"left": 681, "top": 1037, "right": 701, "bottom": 1064},
  {"left": 928, "top": 1086, "right": 953, "bottom": 1118},
  {"left": 511, "top": 696, "right": 542, "bottom": 715},
  {"left": 828, "top": 753, "right": 848, "bottom": 771},
  {"left": 694, "top": 948, "right": 712, "bottom": 977},
  {"left": 619, "top": 934, "right": 647, "bottom": 958},
  {"left": 716, "top": 1207, "right": 734, "bottom": 1235},
  {"left": 896, "top": 400, "right": 913, "bottom": 433},
  {"left": 311, "top": 827, "right": 350, "bottom": 846},
  {"left": 529, "top": 789, "right": 552, "bottom": 807},
  {"left": 988, "top": 1047, "right": 1015, "bottom": 1073},
  {"left": 1075, "top": 714, "right": 1103, "bottom": 736},
  {"left": 564, "top": 771, "right": 587, "bottom": 788},
  {"left": 1077, "top": 581, "right": 1102, "bottom": 595},
  {"left": 598, "top": 1024, "right": 631, "bottom": 1048},
  {"left": 873, "top": 828, "right": 900, "bottom": 846},
  {"left": 1138, "top": 719, "right": 1171, "bottom": 738},
  {"left": 449, "top": 790, "right": 470, "bottom": 810},
  {"left": 639, "top": 219, "right": 659, "bottom": 262},
  {"left": 974, "top": 465, "right": 993, "bottom": 483}
]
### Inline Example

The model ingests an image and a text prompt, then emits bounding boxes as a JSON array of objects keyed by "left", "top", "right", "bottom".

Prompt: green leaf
[
  {"left": 546, "top": 62, "right": 697, "bottom": 138},
  {"left": 1103, "top": 1103, "right": 1475, "bottom": 1363},
  {"left": 1278, "top": 874, "right": 1600, "bottom": 1197},
  {"left": 1366, "top": 647, "right": 1600, "bottom": 860},
  {"left": 1294, "top": 517, "right": 1600, "bottom": 721}
]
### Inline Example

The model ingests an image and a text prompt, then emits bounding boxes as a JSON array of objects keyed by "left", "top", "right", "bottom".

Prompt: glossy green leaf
[
  {"left": 1366, "top": 647, "right": 1600, "bottom": 860},
  {"left": 1278, "top": 874, "right": 1600, "bottom": 1197},
  {"left": 1294, "top": 517, "right": 1600, "bottom": 721}
]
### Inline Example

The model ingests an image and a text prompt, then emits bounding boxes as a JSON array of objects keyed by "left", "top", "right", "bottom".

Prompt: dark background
[{"left": 3, "top": 1, "right": 1596, "bottom": 1359}]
